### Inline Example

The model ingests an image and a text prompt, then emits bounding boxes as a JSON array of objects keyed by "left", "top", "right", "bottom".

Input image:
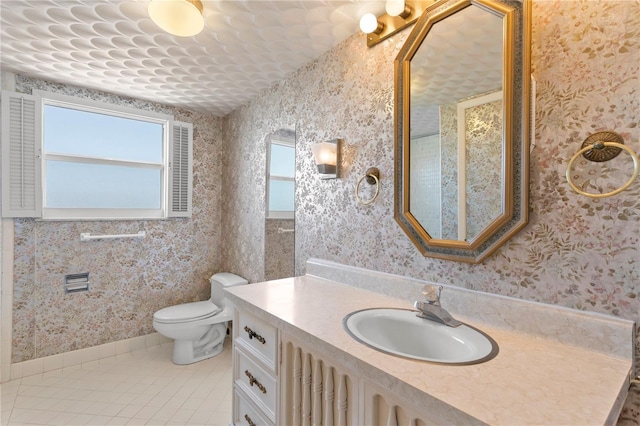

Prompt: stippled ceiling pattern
[
  {"left": 0, "top": 0, "right": 385, "bottom": 116},
  {"left": 410, "top": 5, "right": 503, "bottom": 135}
]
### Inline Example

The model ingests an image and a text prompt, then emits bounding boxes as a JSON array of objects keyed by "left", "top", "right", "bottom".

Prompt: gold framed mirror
[{"left": 394, "top": 0, "right": 530, "bottom": 263}]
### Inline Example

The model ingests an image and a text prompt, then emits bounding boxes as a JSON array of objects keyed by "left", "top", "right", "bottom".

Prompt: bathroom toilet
[{"left": 153, "top": 272, "right": 248, "bottom": 365}]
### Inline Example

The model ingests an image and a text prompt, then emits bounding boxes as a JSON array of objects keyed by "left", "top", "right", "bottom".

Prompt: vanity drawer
[
  {"left": 233, "top": 386, "right": 274, "bottom": 426},
  {"left": 234, "top": 348, "right": 277, "bottom": 422},
  {"left": 236, "top": 310, "right": 278, "bottom": 370}
]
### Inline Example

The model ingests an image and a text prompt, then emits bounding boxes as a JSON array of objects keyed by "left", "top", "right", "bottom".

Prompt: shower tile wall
[
  {"left": 409, "top": 134, "right": 441, "bottom": 237},
  {"left": 463, "top": 98, "right": 502, "bottom": 240},
  {"left": 221, "top": 1, "right": 640, "bottom": 421},
  {"left": 11, "top": 76, "right": 223, "bottom": 362},
  {"left": 439, "top": 102, "right": 458, "bottom": 240}
]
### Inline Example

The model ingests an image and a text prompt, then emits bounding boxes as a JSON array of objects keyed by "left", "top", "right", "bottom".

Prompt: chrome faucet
[{"left": 414, "top": 285, "right": 461, "bottom": 327}]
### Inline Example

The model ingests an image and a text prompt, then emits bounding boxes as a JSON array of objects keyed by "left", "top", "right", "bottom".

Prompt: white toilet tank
[{"left": 210, "top": 272, "right": 248, "bottom": 308}]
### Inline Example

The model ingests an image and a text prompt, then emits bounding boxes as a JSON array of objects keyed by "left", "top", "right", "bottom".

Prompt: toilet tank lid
[{"left": 210, "top": 272, "right": 248, "bottom": 287}]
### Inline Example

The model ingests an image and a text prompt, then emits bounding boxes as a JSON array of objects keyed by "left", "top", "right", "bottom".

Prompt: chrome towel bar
[{"left": 80, "top": 231, "right": 146, "bottom": 242}]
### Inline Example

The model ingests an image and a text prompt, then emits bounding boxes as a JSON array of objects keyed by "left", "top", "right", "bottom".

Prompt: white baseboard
[{"left": 4, "top": 332, "right": 172, "bottom": 382}]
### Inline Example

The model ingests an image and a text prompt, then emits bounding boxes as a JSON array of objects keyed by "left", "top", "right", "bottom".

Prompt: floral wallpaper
[
  {"left": 465, "top": 97, "right": 503, "bottom": 240},
  {"left": 265, "top": 219, "right": 295, "bottom": 281},
  {"left": 5, "top": 0, "right": 639, "bottom": 422},
  {"left": 221, "top": 0, "right": 640, "bottom": 422},
  {"left": 11, "top": 76, "right": 224, "bottom": 362}
]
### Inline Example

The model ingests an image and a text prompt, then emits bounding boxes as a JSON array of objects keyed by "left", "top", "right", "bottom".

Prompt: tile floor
[{"left": 0, "top": 340, "right": 233, "bottom": 426}]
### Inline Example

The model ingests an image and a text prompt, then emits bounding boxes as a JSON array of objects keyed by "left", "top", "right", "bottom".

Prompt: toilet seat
[{"left": 153, "top": 301, "right": 221, "bottom": 324}]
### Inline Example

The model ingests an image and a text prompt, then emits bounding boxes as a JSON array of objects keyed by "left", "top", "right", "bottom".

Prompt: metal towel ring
[
  {"left": 356, "top": 167, "right": 380, "bottom": 205},
  {"left": 566, "top": 141, "right": 639, "bottom": 199}
]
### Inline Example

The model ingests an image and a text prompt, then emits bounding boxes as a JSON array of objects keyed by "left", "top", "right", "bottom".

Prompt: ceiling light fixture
[
  {"left": 148, "top": 0, "right": 204, "bottom": 37},
  {"left": 361, "top": 1, "right": 433, "bottom": 47}
]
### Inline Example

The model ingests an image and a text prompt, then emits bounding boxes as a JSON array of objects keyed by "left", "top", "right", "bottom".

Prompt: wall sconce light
[
  {"left": 360, "top": 0, "right": 432, "bottom": 47},
  {"left": 311, "top": 139, "right": 341, "bottom": 179},
  {"left": 148, "top": 0, "right": 204, "bottom": 37}
]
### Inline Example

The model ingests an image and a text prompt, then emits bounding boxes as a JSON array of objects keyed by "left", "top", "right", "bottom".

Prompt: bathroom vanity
[{"left": 226, "top": 259, "right": 635, "bottom": 425}]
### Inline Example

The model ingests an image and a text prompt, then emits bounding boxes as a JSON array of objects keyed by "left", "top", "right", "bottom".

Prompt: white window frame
[
  {"left": 1, "top": 89, "right": 192, "bottom": 220},
  {"left": 266, "top": 137, "right": 295, "bottom": 219}
]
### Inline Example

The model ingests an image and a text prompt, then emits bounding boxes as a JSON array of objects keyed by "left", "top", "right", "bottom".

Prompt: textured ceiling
[
  {"left": 410, "top": 5, "right": 504, "bottom": 136},
  {"left": 0, "top": 0, "right": 385, "bottom": 116}
]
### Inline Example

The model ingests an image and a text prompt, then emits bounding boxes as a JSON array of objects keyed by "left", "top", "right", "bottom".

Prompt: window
[
  {"left": 1, "top": 90, "right": 192, "bottom": 219},
  {"left": 266, "top": 135, "right": 295, "bottom": 219}
]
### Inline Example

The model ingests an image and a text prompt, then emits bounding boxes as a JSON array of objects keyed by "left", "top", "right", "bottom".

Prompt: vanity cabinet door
[
  {"left": 362, "top": 379, "right": 434, "bottom": 426},
  {"left": 280, "top": 334, "right": 359, "bottom": 426}
]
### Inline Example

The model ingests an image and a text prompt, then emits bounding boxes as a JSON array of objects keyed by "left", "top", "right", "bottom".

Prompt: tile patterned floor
[{"left": 0, "top": 340, "right": 233, "bottom": 425}]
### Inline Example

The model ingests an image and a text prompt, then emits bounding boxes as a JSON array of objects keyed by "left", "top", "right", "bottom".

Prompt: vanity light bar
[{"left": 365, "top": 0, "right": 437, "bottom": 47}]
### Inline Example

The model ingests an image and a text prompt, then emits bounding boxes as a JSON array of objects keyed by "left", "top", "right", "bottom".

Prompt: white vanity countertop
[{"left": 226, "top": 275, "right": 632, "bottom": 426}]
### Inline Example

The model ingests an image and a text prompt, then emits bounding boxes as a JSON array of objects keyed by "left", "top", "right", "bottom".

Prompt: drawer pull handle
[
  {"left": 245, "top": 369, "right": 267, "bottom": 394},
  {"left": 244, "top": 414, "right": 256, "bottom": 426},
  {"left": 244, "top": 326, "right": 266, "bottom": 344}
]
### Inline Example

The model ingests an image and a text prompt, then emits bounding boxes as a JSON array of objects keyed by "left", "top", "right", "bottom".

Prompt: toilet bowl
[{"left": 153, "top": 272, "right": 248, "bottom": 364}]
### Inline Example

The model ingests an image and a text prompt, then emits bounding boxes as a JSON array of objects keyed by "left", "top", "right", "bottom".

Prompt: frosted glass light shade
[
  {"left": 385, "top": 0, "right": 406, "bottom": 17},
  {"left": 148, "top": 0, "right": 204, "bottom": 37},
  {"left": 311, "top": 140, "right": 340, "bottom": 179},
  {"left": 359, "top": 13, "right": 380, "bottom": 34}
]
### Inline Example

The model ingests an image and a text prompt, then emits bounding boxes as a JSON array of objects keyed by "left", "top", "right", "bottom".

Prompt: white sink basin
[{"left": 343, "top": 308, "right": 498, "bottom": 364}]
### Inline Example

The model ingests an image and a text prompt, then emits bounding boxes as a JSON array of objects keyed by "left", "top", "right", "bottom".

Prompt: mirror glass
[
  {"left": 264, "top": 127, "right": 296, "bottom": 280},
  {"left": 395, "top": 0, "right": 529, "bottom": 263},
  {"left": 409, "top": 6, "right": 503, "bottom": 242}
]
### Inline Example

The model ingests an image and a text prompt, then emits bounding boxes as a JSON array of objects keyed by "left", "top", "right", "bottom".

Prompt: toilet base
[
  {"left": 171, "top": 322, "right": 228, "bottom": 365},
  {"left": 172, "top": 339, "right": 225, "bottom": 365}
]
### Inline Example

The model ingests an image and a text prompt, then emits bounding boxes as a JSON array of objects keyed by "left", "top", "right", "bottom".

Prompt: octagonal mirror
[{"left": 394, "top": 0, "right": 530, "bottom": 263}]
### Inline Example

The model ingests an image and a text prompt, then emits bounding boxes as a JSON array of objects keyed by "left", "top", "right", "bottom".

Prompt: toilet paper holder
[{"left": 64, "top": 273, "right": 90, "bottom": 293}]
